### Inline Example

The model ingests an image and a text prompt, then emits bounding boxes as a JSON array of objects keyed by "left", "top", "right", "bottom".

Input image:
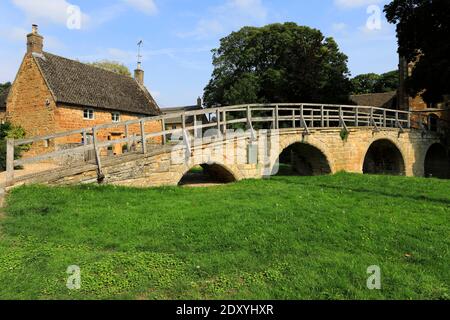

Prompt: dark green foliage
[
  {"left": 203, "top": 23, "right": 352, "bottom": 107},
  {"left": 0, "top": 82, "right": 11, "bottom": 95},
  {"left": 0, "top": 174, "right": 448, "bottom": 299},
  {"left": 87, "top": 60, "right": 132, "bottom": 77},
  {"left": 351, "top": 70, "right": 399, "bottom": 94},
  {"left": 0, "top": 122, "right": 27, "bottom": 171},
  {"left": 385, "top": 0, "right": 450, "bottom": 103}
]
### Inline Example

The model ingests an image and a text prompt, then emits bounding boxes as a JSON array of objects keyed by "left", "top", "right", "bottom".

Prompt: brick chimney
[
  {"left": 27, "top": 24, "right": 43, "bottom": 54},
  {"left": 134, "top": 62, "right": 144, "bottom": 85}
]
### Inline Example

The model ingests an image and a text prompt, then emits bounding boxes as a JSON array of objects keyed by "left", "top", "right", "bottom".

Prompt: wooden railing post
[
  {"left": 140, "top": 120, "right": 147, "bottom": 154},
  {"left": 395, "top": 111, "right": 399, "bottom": 128},
  {"left": 161, "top": 119, "right": 166, "bottom": 145},
  {"left": 292, "top": 109, "right": 296, "bottom": 128},
  {"left": 370, "top": 108, "right": 374, "bottom": 127},
  {"left": 193, "top": 115, "right": 198, "bottom": 139},
  {"left": 355, "top": 107, "right": 359, "bottom": 127},
  {"left": 321, "top": 105, "right": 325, "bottom": 128},
  {"left": 383, "top": 110, "right": 387, "bottom": 128},
  {"left": 92, "top": 127, "right": 104, "bottom": 181},
  {"left": 407, "top": 112, "right": 411, "bottom": 129},
  {"left": 6, "top": 138, "right": 14, "bottom": 186},
  {"left": 275, "top": 105, "right": 279, "bottom": 129},
  {"left": 124, "top": 124, "right": 131, "bottom": 152},
  {"left": 246, "top": 106, "right": 252, "bottom": 128},
  {"left": 216, "top": 109, "right": 221, "bottom": 136},
  {"left": 223, "top": 110, "right": 227, "bottom": 135},
  {"left": 300, "top": 104, "right": 304, "bottom": 128}
]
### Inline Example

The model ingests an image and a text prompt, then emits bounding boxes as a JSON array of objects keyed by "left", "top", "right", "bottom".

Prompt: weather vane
[{"left": 137, "top": 40, "right": 143, "bottom": 69}]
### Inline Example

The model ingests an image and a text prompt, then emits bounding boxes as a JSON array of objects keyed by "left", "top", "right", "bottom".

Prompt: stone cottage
[{"left": 5, "top": 25, "right": 162, "bottom": 156}]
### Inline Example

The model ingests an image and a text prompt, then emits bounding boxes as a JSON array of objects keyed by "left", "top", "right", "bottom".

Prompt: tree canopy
[
  {"left": 385, "top": 0, "right": 450, "bottom": 103},
  {"left": 351, "top": 70, "right": 399, "bottom": 94},
  {"left": 0, "top": 82, "right": 11, "bottom": 95},
  {"left": 203, "top": 22, "right": 352, "bottom": 107},
  {"left": 87, "top": 60, "right": 132, "bottom": 77}
]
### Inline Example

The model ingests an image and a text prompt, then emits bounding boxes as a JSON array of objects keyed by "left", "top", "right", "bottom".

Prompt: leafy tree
[
  {"left": 385, "top": 0, "right": 450, "bottom": 103},
  {"left": 351, "top": 73, "right": 381, "bottom": 94},
  {"left": 375, "top": 70, "right": 399, "bottom": 93},
  {"left": 88, "top": 60, "right": 132, "bottom": 77},
  {"left": 203, "top": 23, "right": 352, "bottom": 107},
  {"left": 0, "top": 82, "right": 11, "bottom": 95},
  {"left": 0, "top": 121, "right": 28, "bottom": 171},
  {"left": 351, "top": 70, "right": 399, "bottom": 94}
]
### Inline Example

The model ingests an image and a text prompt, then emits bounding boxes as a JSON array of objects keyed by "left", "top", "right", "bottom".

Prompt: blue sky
[{"left": 0, "top": 0, "right": 398, "bottom": 107}]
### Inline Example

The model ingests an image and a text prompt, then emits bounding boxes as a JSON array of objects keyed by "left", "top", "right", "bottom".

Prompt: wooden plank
[
  {"left": 6, "top": 138, "right": 14, "bottom": 186},
  {"left": 15, "top": 144, "right": 94, "bottom": 166},
  {"left": 125, "top": 123, "right": 131, "bottom": 152},
  {"left": 16, "top": 128, "right": 85, "bottom": 146},
  {"left": 140, "top": 120, "right": 147, "bottom": 154},
  {"left": 92, "top": 127, "right": 104, "bottom": 180}
]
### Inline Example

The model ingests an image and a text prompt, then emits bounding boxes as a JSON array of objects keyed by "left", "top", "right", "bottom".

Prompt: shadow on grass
[{"left": 272, "top": 175, "right": 450, "bottom": 206}]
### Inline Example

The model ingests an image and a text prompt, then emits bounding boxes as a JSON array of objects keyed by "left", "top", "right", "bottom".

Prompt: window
[
  {"left": 83, "top": 109, "right": 94, "bottom": 120},
  {"left": 111, "top": 112, "right": 121, "bottom": 123}
]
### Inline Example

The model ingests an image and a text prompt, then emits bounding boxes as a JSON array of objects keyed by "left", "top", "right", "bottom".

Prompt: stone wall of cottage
[
  {"left": 6, "top": 54, "right": 162, "bottom": 161},
  {"left": 6, "top": 54, "right": 58, "bottom": 156}
]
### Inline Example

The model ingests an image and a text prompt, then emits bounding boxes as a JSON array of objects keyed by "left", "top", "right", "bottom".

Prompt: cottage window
[
  {"left": 83, "top": 109, "right": 94, "bottom": 120},
  {"left": 112, "top": 112, "right": 121, "bottom": 123}
]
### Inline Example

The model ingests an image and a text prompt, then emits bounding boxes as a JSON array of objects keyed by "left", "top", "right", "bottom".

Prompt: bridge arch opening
[
  {"left": 274, "top": 142, "right": 332, "bottom": 176},
  {"left": 424, "top": 143, "right": 449, "bottom": 179},
  {"left": 363, "top": 139, "right": 405, "bottom": 176},
  {"left": 178, "top": 163, "right": 237, "bottom": 186}
]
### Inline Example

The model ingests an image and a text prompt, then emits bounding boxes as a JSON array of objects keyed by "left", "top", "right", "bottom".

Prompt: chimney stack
[
  {"left": 27, "top": 24, "right": 43, "bottom": 54},
  {"left": 134, "top": 62, "right": 144, "bottom": 85},
  {"left": 197, "top": 96, "right": 202, "bottom": 108}
]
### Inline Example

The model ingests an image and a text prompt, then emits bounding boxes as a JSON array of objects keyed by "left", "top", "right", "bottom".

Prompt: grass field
[{"left": 0, "top": 173, "right": 448, "bottom": 300}]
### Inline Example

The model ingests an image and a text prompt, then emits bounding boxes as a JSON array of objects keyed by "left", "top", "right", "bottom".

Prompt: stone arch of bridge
[
  {"left": 362, "top": 138, "right": 406, "bottom": 176},
  {"left": 271, "top": 134, "right": 334, "bottom": 176},
  {"left": 424, "top": 143, "right": 449, "bottom": 179}
]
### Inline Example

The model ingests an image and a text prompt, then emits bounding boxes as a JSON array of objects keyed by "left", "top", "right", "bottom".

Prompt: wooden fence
[{"left": 5, "top": 103, "right": 441, "bottom": 187}]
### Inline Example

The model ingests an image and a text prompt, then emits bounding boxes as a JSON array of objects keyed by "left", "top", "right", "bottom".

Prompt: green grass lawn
[{"left": 0, "top": 173, "right": 448, "bottom": 300}]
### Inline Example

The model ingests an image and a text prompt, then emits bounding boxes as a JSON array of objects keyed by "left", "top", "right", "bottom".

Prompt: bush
[{"left": 0, "top": 122, "right": 27, "bottom": 171}]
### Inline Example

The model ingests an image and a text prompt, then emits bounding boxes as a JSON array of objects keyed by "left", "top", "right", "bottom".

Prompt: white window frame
[
  {"left": 111, "top": 112, "right": 121, "bottom": 123},
  {"left": 83, "top": 108, "right": 94, "bottom": 120}
]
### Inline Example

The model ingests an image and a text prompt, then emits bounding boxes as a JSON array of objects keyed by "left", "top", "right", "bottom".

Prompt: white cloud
[
  {"left": 334, "top": 0, "right": 384, "bottom": 9},
  {"left": 179, "top": 0, "right": 268, "bottom": 39},
  {"left": 332, "top": 22, "right": 348, "bottom": 33},
  {"left": 122, "top": 0, "right": 158, "bottom": 15},
  {"left": 11, "top": 0, "right": 89, "bottom": 27},
  {"left": 0, "top": 26, "right": 65, "bottom": 51}
]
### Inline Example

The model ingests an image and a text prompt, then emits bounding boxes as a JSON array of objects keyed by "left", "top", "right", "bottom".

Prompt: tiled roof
[
  {"left": 350, "top": 91, "right": 397, "bottom": 109},
  {"left": 33, "top": 52, "right": 160, "bottom": 116}
]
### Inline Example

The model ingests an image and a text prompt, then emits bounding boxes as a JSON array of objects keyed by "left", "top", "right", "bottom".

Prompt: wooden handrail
[{"left": 6, "top": 102, "right": 442, "bottom": 187}]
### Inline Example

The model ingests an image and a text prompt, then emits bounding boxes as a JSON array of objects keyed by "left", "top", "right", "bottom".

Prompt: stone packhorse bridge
[{"left": 3, "top": 103, "right": 449, "bottom": 189}]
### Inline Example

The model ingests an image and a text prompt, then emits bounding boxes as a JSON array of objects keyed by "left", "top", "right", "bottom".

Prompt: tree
[
  {"left": 203, "top": 23, "right": 352, "bottom": 107},
  {"left": 351, "top": 73, "right": 381, "bottom": 94},
  {"left": 351, "top": 70, "right": 399, "bottom": 94},
  {"left": 88, "top": 60, "right": 132, "bottom": 77},
  {"left": 0, "top": 82, "right": 11, "bottom": 95},
  {"left": 385, "top": 0, "right": 450, "bottom": 103},
  {"left": 0, "top": 121, "right": 28, "bottom": 171},
  {"left": 375, "top": 70, "right": 399, "bottom": 93}
]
